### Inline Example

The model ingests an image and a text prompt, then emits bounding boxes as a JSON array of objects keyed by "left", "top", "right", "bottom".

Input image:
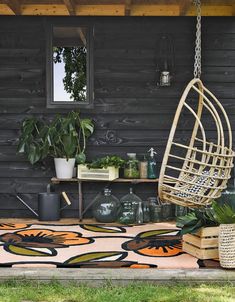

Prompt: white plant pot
[
  {"left": 54, "top": 158, "right": 75, "bottom": 179},
  {"left": 219, "top": 223, "right": 235, "bottom": 269}
]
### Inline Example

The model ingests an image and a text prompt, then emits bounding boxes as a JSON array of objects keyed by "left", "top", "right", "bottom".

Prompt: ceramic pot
[{"left": 54, "top": 158, "right": 75, "bottom": 179}]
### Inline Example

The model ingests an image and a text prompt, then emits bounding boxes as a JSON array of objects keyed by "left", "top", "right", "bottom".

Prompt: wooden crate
[
  {"left": 182, "top": 226, "right": 219, "bottom": 260},
  {"left": 77, "top": 165, "right": 119, "bottom": 181}
]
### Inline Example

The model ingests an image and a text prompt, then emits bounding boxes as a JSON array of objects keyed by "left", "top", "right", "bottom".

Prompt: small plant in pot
[{"left": 17, "top": 111, "right": 94, "bottom": 179}]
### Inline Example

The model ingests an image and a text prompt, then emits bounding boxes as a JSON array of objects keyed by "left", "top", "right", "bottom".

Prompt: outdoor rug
[{"left": 0, "top": 222, "right": 220, "bottom": 268}]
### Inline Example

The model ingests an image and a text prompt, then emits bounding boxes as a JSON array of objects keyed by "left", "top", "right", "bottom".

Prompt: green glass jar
[
  {"left": 118, "top": 188, "right": 142, "bottom": 224},
  {"left": 124, "top": 153, "right": 140, "bottom": 179},
  {"left": 118, "top": 201, "right": 136, "bottom": 224},
  {"left": 92, "top": 188, "right": 121, "bottom": 223}
]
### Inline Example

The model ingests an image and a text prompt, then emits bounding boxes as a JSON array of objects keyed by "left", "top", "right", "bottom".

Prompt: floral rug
[{"left": 0, "top": 222, "right": 220, "bottom": 268}]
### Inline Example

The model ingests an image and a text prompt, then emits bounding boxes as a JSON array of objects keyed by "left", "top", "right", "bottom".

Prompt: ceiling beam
[
  {"left": 5, "top": 0, "right": 21, "bottom": 15},
  {"left": 125, "top": 0, "right": 132, "bottom": 16},
  {"left": 232, "top": 5, "right": 235, "bottom": 16},
  {"left": 179, "top": 0, "right": 192, "bottom": 16},
  {"left": 63, "top": 0, "right": 76, "bottom": 15}
]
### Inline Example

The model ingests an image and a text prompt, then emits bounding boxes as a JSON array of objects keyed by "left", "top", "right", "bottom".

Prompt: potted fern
[
  {"left": 212, "top": 201, "right": 235, "bottom": 268},
  {"left": 17, "top": 111, "right": 94, "bottom": 179}
]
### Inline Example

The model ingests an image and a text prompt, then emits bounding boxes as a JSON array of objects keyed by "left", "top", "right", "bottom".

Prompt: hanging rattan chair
[
  {"left": 158, "top": 78, "right": 234, "bottom": 208},
  {"left": 158, "top": 0, "right": 234, "bottom": 208}
]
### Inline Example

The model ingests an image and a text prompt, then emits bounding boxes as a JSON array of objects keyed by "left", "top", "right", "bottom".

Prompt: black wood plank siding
[{"left": 0, "top": 16, "right": 234, "bottom": 218}]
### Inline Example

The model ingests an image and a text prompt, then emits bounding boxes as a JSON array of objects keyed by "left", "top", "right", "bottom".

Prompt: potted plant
[
  {"left": 78, "top": 155, "right": 126, "bottom": 181},
  {"left": 212, "top": 201, "right": 235, "bottom": 268},
  {"left": 17, "top": 111, "right": 94, "bottom": 179},
  {"left": 176, "top": 208, "right": 219, "bottom": 259}
]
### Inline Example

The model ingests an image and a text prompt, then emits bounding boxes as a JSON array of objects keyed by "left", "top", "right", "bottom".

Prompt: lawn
[{"left": 0, "top": 281, "right": 234, "bottom": 302}]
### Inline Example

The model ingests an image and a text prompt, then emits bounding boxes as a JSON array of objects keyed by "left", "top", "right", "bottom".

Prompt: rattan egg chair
[
  {"left": 158, "top": 0, "right": 234, "bottom": 208},
  {"left": 158, "top": 78, "right": 234, "bottom": 208}
]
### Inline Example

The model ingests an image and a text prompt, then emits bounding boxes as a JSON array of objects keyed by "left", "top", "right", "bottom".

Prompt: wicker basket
[{"left": 219, "top": 223, "right": 235, "bottom": 269}]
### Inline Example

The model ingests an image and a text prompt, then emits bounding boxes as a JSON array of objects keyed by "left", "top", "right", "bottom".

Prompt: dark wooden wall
[{"left": 0, "top": 16, "right": 234, "bottom": 218}]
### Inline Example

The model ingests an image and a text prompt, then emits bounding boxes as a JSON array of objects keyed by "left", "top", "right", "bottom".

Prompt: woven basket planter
[{"left": 219, "top": 224, "right": 235, "bottom": 269}]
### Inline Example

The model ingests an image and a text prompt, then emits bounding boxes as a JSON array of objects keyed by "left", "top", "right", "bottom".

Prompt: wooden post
[
  {"left": 5, "top": 0, "right": 21, "bottom": 15},
  {"left": 63, "top": 0, "right": 76, "bottom": 15}
]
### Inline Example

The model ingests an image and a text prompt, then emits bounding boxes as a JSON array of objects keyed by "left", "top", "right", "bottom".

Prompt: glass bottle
[
  {"left": 143, "top": 200, "right": 150, "bottom": 223},
  {"left": 124, "top": 153, "right": 140, "bottom": 179},
  {"left": 92, "top": 188, "right": 120, "bottom": 223},
  {"left": 139, "top": 156, "right": 148, "bottom": 179},
  {"left": 136, "top": 201, "right": 144, "bottom": 224},
  {"left": 147, "top": 148, "right": 157, "bottom": 179}
]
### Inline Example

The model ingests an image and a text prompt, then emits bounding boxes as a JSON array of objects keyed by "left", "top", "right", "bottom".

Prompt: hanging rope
[{"left": 193, "top": 0, "right": 201, "bottom": 79}]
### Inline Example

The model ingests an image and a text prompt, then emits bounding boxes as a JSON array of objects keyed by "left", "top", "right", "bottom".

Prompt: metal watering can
[{"left": 15, "top": 184, "right": 71, "bottom": 221}]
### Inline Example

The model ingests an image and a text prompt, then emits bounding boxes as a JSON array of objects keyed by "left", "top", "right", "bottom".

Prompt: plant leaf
[{"left": 65, "top": 251, "right": 124, "bottom": 264}]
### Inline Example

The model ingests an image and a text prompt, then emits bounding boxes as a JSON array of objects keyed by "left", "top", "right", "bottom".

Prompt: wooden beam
[
  {"left": 4, "top": 0, "right": 21, "bottom": 15},
  {"left": 77, "top": 28, "right": 87, "bottom": 46},
  {"left": 232, "top": 5, "right": 235, "bottom": 16},
  {"left": 125, "top": 0, "right": 132, "bottom": 16},
  {"left": 131, "top": 5, "right": 179, "bottom": 16},
  {"left": 179, "top": 0, "right": 192, "bottom": 16},
  {"left": 63, "top": 0, "right": 76, "bottom": 15}
]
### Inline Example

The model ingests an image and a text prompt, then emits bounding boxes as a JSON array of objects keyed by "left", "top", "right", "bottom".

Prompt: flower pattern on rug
[
  {"left": 0, "top": 229, "right": 93, "bottom": 257},
  {"left": 0, "top": 223, "right": 30, "bottom": 230},
  {"left": 122, "top": 229, "right": 182, "bottom": 257},
  {"left": 63, "top": 251, "right": 157, "bottom": 268},
  {"left": 0, "top": 223, "right": 220, "bottom": 269}
]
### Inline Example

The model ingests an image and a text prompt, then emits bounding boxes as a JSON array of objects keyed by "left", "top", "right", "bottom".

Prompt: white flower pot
[
  {"left": 54, "top": 158, "right": 75, "bottom": 179},
  {"left": 219, "top": 223, "right": 235, "bottom": 269}
]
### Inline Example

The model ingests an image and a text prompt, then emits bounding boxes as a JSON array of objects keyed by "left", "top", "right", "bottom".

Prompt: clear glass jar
[
  {"left": 118, "top": 188, "right": 142, "bottom": 224},
  {"left": 124, "top": 153, "right": 140, "bottom": 179},
  {"left": 92, "top": 188, "right": 120, "bottom": 223}
]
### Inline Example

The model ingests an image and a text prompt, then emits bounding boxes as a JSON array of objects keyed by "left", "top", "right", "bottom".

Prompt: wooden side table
[{"left": 51, "top": 178, "right": 159, "bottom": 221}]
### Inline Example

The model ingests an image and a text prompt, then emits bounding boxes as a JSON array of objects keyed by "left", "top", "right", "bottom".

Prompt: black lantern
[{"left": 156, "top": 35, "right": 175, "bottom": 87}]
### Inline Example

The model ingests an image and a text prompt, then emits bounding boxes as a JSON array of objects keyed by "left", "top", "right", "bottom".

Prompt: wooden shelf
[{"left": 51, "top": 177, "right": 159, "bottom": 184}]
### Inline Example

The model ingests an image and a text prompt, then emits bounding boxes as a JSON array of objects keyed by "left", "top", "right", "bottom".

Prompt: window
[{"left": 46, "top": 23, "right": 94, "bottom": 108}]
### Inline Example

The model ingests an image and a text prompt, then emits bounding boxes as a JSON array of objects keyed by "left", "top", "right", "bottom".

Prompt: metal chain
[{"left": 193, "top": 0, "right": 202, "bottom": 78}]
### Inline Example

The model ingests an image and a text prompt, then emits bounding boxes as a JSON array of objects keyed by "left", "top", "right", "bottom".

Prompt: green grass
[{"left": 0, "top": 280, "right": 234, "bottom": 302}]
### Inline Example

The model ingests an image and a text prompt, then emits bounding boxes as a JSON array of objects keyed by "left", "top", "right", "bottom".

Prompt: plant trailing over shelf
[
  {"left": 176, "top": 208, "right": 218, "bottom": 235},
  {"left": 17, "top": 111, "right": 94, "bottom": 164},
  {"left": 86, "top": 156, "right": 126, "bottom": 169}
]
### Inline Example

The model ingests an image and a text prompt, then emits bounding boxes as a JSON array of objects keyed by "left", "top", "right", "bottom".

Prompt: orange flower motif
[
  {"left": 122, "top": 234, "right": 182, "bottom": 258},
  {"left": 0, "top": 223, "right": 29, "bottom": 230},
  {"left": 0, "top": 229, "right": 93, "bottom": 249}
]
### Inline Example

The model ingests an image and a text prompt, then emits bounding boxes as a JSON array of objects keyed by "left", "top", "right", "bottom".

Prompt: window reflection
[{"left": 53, "top": 27, "right": 87, "bottom": 102}]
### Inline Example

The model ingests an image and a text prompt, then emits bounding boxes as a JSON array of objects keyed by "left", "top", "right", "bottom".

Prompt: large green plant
[
  {"left": 176, "top": 208, "right": 218, "bottom": 235},
  {"left": 17, "top": 111, "right": 94, "bottom": 164}
]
